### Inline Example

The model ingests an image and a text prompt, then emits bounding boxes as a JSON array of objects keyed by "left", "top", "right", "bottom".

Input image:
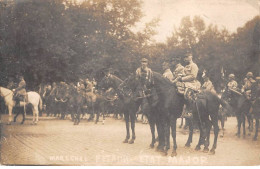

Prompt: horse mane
[
  {"left": 152, "top": 71, "right": 174, "bottom": 87},
  {"left": 0, "top": 86, "right": 12, "bottom": 93}
]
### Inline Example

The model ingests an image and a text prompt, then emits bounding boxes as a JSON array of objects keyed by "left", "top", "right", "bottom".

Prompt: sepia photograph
[{"left": 0, "top": 0, "right": 259, "bottom": 166}]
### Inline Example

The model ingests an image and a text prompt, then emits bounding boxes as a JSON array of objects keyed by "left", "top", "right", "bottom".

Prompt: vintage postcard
[{"left": 0, "top": 0, "right": 259, "bottom": 166}]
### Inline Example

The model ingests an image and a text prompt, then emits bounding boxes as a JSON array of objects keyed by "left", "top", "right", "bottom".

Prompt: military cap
[
  {"left": 256, "top": 76, "right": 260, "bottom": 82},
  {"left": 246, "top": 72, "right": 253, "bottom": 77},
  {"left": 229, "top": 74, "right": 235, "bottom": 78},
  {"left": 141, "top": 58, "right": 148, "bottom": 63}
]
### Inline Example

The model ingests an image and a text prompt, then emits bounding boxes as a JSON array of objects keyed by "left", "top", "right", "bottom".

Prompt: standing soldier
[
  {"left": 12, "top": 75, "right": 27, "bottom": 107},
  {"left": 162, "top": 61, "right": 174, "bottom": 81}
]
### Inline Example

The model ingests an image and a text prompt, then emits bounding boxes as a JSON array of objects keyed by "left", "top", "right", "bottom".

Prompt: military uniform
[
  {"left": 136, "top": 67, "right": 153, "bottom": 86},
  {"left": 202, "top": 79, "right": 216, "bottom": 93},
  {"left": 14, "top": 78, "right": 26, "bottom": 102},
  {"left": 173, "top": 64, "right": 184, "bottom": 80},
  {"left": 181, "top": 61, "right": 201, "bottom": 91},
  {"left": 227, "top": 80, "right": 238, "bottom": 91}
]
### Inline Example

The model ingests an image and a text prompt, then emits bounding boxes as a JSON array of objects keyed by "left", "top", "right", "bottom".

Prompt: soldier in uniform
[
  {"left": 175, "top": 53, "right": 201, "bottom": 99},
  {"left": 12, "top": 75, "right": 27, "bottom": 106},
  {"left": 241, "top": 72, "right": 256, "bottom": 95},
  {"left": 227, "top": 74, "right": 238, "bottom": 92},
  {"left": 162, "top": 61, "right": 174, "bottom": 81},
  {"left": 171, "top": 59, "right": 185, "bottom": 81},
  {"left": 201, "top": 74, "right": 216, "bottom": 93},
  {"left": 135, "top": 58, "right": 157, "bottom": 106}
]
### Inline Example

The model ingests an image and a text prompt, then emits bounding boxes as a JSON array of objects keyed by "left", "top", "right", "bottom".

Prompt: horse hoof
[
  {"left": 203, "top": 148, "right": 209, "bottom": 153},
  {"left": 162, "top": 151, "right": 168, "bottom": 156},
  {"left": 209, "top": 149, "right": 215, "bottom": 155},
  {"left": 195, "top": 146, "right": 201, "bottom": 151},
  {"left": 128, "top": 139, "right": 135, "bottom": 144},
  {"left": 20, "top": 122, "right": 24, "bottom": 125},
  {"left": 150, "top": 144, "right": 155, "bottom": 149},
  {"left": 171, "top": 151, "right": 177, "bottom": 157},
  {"left": 123, "top": 139, "right": 128, "bottom": 143},
  {"left": 185, "top": 143, "right": 191, "bottom": 148},
  {"left": 156, "top": 146, "right": 164, "bottom": 152},
  {"left": 178, "top": 125, "right": 182, "bottom": 129},
  {"left": 220, "top": 135, "right": 224, "bottom": 138}
]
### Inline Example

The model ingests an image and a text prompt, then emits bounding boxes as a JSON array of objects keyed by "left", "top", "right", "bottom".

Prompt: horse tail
[{"left": 39, "top": 95, "right": 43, "bottom": 111}]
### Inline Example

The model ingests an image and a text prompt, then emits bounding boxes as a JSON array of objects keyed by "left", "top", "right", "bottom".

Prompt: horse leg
[
  {"left": 220, "top": 115, "right": 225, "bottom": 137},
  {"left": 253, "top": 119, "right": 259, "bottom": 141},
  {"left": 171, "top": 118, "right": 178, "bottom": 157},
  {"left": 210, "top": 117, "right": 219, "bottom": 155},
  {"left": 185, "top": 118, "right": 193, "bottom": 147},
  {"left": 203, "top": 120, "right": 212, "bottom": 153},
  {"left": 8, "top": 106, "right": 13, "bottom": 124},
  {"left": 179, "top": 117, "right": 183, "bottom": 128},
  {"left": 129, "top": 111, "right": 136, "bottom": 144},
  {"left": 242, "top": 114, "right": 246, "bottom": 138},
  {"left": 162, "top": 115, "right": 170, "bottom": 156},
  {"left": 148, "top": 115, "right": 156, "bottom": 148},
  {"left": 195, "top": 123, "right": 204, "bottom": 151},
  {"left": 236, "top": 113, "right": 242, "bottom": 138},
  {"left": 13, "top": 107, "right": 19, "bottom": 122},
  {"left": 123, "top": 112, "right": 130, "bottom": 143},
  {"left": 95, "top": 109, "right": 99, "bottom": 124}
]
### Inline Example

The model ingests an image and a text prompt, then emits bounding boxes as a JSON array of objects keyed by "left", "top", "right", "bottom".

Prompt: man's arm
[{"left": 181, "top": 64, "right": 198, "bottom": 82}]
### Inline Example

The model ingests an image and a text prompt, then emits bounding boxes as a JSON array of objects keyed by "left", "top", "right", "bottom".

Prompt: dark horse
[
  {"left": 144, "top": 72, "right": 231, "bottom": 156},
  {"left": 222, "top": 88, "right": 253, "bottom": 138},
  {"left": 99, "top": 74, "right": 141, "bottom": 144}
]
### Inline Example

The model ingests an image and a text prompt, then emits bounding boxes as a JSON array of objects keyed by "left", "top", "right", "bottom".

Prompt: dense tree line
[{"left": 0, "top": 0, "right": 259, "bottom": 92}]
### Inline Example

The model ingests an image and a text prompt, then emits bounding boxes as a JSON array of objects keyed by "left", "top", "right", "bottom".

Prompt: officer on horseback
[
  {"left": 175, "top": 53, "right": 201, "bottom": 99},
  {"left": 201, "top": 73, "right": 216, "bottom": 93},
  {"left": 171, "top": 58, "right": 184, "bottom": 81},
  {"left": 12, "top": 75, "right": 26, "bottom": 106},
  {"left": 227, "top": 74, "right": 238, "bottom": 91},
  {"left": 241, "top": 72, "right": 256, "bottom": 99},
  {"left": 135, "top": 58, "right": 158, "bottom": 106}
]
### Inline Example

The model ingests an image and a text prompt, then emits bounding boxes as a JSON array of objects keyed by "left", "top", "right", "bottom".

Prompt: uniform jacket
[
  {"left": 181, "top": 61, "right": 201, "bottom": 90},
  {"left": 227, "top": 80, "right": 238, "bottom": 91},
  {"left": 15, "top": 79, "right": 26, "bottom": 96}
]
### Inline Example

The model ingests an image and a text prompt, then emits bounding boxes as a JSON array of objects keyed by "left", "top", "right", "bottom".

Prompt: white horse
[{"left": 0, "top": 86, "right": 42, "bottom": 124}]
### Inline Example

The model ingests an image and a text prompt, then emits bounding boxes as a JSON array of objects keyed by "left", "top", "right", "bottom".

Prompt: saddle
[{"left": 13, "top": 93, "right": 28, "bottom": 107}]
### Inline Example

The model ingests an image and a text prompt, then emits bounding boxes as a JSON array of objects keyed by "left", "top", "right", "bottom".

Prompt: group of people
[{"left": 4, "top": 53, "right": 260, "bottom": 121}]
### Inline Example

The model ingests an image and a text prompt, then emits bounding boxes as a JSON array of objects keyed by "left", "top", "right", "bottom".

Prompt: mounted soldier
[
  {"left": 227, "top": 74, "right": 238, "bottom": 91},
  {"left": 171, "top": 58, "right": 184, "bottom": 81},
  {"left": 135, "top": 58, "right": 158, "bottom": 106},
  {"left": 162, "top": 61, "right": 174, "bottom": 81},
  {"left": 12, "top": 75, "right": 27, "bottom": 107},
  {"left": 241, "top": 72, "right": 256, "bottom": 100},
  {"left": 201, "top": 72, "right": 216, "bottom": 93},
  {"left": 175, "top": 53, "right": 201, "bottom": 99}
]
